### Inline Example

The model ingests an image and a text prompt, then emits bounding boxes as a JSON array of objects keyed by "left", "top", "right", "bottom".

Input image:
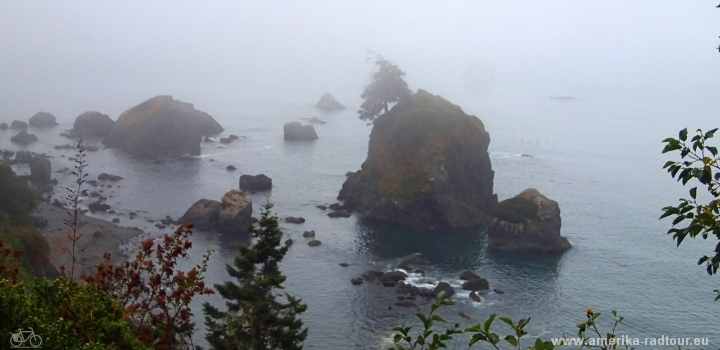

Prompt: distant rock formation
[
  {"left": 314, "top": 93, "right": 346, "bottom": 111},
  {"left": 103, "top": 96, "right": 224, "bottom": 158},
  {"left": 177, "top": 190, "right": 252, "bottom": 233},
  {"left": 283, "top": 122, "right": 318, "bottom": 141},
  {"left": 66, "top": 111, "right": 114, "bottom": 138},
  {"left": 11, "top": 130, "right": 38, "bottom": 145},
  {"left": 308, "top": 117, "right": 327, "bottom": 124},
  {"left": 486, "top": 188, "right": 570, "bottom": 254},
  {"left": 10, "top": 120, "right": 28, "bottom": 130},
  {"left": 0, "top": 123, "right": 8, "bottom": 130},
  {"left": 338, "top": 90, "right": 497, "bottom": 228},
  {"left": 239, "top": 174, "right": 272, "bottom": 192},
  {"left": 28, "top": 157, "right": 51, "bottom": 183},
  {"left": 29, "top": 112, "right": 58, "bottom": 128}
]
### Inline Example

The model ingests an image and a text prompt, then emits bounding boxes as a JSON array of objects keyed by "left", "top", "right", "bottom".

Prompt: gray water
[{"left": 2, "top": 91, "right": 718, "bottom": 349}]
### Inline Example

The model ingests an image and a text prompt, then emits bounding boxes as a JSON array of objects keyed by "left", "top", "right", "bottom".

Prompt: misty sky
[{"left": 0, "top": 1, "right": 718, "bottom": 119}]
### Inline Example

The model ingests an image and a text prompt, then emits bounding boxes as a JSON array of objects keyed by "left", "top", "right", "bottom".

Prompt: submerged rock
[
  {"left": 351, "top": 278, "right": 363, "bottom": 285},
  {"left": 103, "top": 95, "right": 223, "bottom": 158},
  {"left": 308, "top": 240, "right": 322, "bottom": 247},
  {"left": 66, "top": 111, "right": 114, "bottom": 138},
  {"left": 397, "top": 253, "right": 429, "bottom": 270},
  {"left": 338, "top": 90, "right": 497, "bottom": 228},
  {"left": 29, "top": 112, "right": 58, "bottom": 128},
  {"left": 314, "top": 93, "right": 346, "bottom": 111},
  {"left": 284, "top": 217, "right": 305, "bottom": 224},
  {"left": 98, "top": 173, "right": 123, "bottom": 182},
  {"left": 11, "top": 130, "right": 38, "bottom": 145},
  {"left": 487, "top": 188, "right": 571, "bottom": 254},
  {"left": 283, "top": 122, "right": 318, "bottom": 141},
  {"left": 326, "top": 211, "right": 351, "bottom": 218}
]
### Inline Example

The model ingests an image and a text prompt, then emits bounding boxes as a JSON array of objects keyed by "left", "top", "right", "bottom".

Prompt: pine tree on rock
[{"left": 203, "top": 203, "right": 308, "bottom": 350}]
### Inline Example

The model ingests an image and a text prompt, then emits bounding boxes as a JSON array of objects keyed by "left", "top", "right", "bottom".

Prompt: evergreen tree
[
  {"left": 358, "top": 54, "right": 412, "bottom": 123},
  {"left": 203, "top": 203, "right": 307, "bottom": 350}
]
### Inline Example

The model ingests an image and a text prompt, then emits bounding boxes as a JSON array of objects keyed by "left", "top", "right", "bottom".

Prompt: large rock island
[
  {"left": 103, "top": 96, "right": 223, "bottom": 158},
  {"left": 338, "top": 90, "right": 497, "bottom": 227},
  {"left": 487, "top": 188, "right": 571, "bottom": 254}
]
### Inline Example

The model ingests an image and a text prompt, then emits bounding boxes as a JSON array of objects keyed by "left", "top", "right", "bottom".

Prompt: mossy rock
[{"left": 491, "top": 196, "right": 538, "bottom": 224}]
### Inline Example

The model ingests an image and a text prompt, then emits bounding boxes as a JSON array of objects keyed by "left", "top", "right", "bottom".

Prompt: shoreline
[{"left": 35, "top": 202, "right": 145, "bottom": 277}]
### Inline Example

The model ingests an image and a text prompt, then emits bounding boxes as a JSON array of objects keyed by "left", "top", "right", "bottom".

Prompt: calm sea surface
[{"left": 2, "top": 92, "right": 717, "bottom": 349}]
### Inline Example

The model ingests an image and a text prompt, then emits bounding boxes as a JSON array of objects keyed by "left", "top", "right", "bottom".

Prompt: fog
[{"left": 1, "top": 1, "right": 718, "bottom": 120}]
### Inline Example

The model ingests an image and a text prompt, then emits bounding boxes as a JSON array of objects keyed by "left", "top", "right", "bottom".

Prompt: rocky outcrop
[
  {"left": 283, "top": 122, "right": 318, "bottom": 141},
  {"left": 314, "top": 93, "right": 346, "bottom": 111},
  {"left": 102, "top": 96, "right": 224, "bottom": 158},
  {"left": 0, "top": 123, "right": 7, "bottom": 130},
  {"left": 239, "top": 174, "right": 272, "bottom": 192},
  {"left": 338, "top": 90, "right": 497, "bottom": 228},
  {"left": 29, "top": 112, "right": 58, "bottom": 128},
  {"left": 66, "top": 111, "right": 114, "bottom": 138},
  {"left": 486, "top": 188, "right": 571, "bottom": 254},
  {"left": 308, "top": 117, "right": 327, "bottom": 124},
  {"left": 177, "top": 190, "right": 252, "bottom": 233},
  {"left": 11, "top": 120, "right": 28, "bottom": 130},
  {"left": 11, "top": 130, "right": 38, "bottom": 145},
  {"left": 28, "top": 157, "right": 51, "bottom": 183},
  {"left": 15, "top": 151, "right": 32, "bottom": 163},
  {"left": 433, "top": 282, "right": 455, "bottom": 299}
]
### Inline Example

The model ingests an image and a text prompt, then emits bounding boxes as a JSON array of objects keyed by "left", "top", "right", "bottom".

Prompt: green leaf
[
  {"left": 498, "top": 316, "right": 514, "bottom": 327},
  {"left": 483, "top": 314, "right": 496, "bottom": 332},
  {"left": 679, "top": 128, "right": 688, "bottom": 141},
  {"left": 393, "top": 334, "right": 403, "bottom": 344},
  {"left": 690, "top": 187, "right": 697, "bottom": 199},
  {"left": 430, "top": 314, "right": 446, "bottom": 323},
  {"left": 705, "top": 128, "right": 718, "bottom": 139},
  {"left": 504, "top": 335, "right": 518, "bottom": 347}
]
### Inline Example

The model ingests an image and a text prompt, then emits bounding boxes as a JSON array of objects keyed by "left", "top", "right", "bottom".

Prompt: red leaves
[{"left": 84, "top": 222, "right": 214, "bottom": 349}]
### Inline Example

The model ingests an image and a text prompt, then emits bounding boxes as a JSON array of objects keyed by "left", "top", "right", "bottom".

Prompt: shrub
[
  {"left": 492, "top": 196, "right": 538, "bottom": 224},
  {"left": 0, "top": 163, "right": 38, "bottom": 225}
]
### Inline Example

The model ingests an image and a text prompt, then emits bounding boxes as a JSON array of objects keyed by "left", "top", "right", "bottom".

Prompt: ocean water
[{"left": 1, "top": 92, "right": 718, "bottom": 349}]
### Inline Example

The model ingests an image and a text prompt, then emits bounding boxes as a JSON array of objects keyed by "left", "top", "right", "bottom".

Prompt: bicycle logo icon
[{"left": 9, "top": 328, "right": 42, "bottom": 348}]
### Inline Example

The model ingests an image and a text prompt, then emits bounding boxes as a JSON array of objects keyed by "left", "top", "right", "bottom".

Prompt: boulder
[
  {"left": 0, "top": 123, "right": 7, "bottom": 130},
  {"left": 10, "top": 120, "right": 28, "bottom": 130},
  {"left": 461, "top": 278, "right": 489, "bottom": 291},
  {"left": 486, "top": 188, "right": 571, "bottom": 254},
  {"left": 328, "top": 203, "right": 345, "bottom": 211},
  {"left": 98, "top": 173, "right": 123, "bottom": 182},
  {"left": 2, "top": 150, "right": 14, "bottom": 158},
  {"left": 88, "top": 201, "right": 111, "bottom": 213},
  {"left": 11, "top": 130, "right": 38, "bottom": 145},
  {"left": 361, "top": 270, "right": 384, "bottom": 281},
  {"left": 66, "top": 111, "right": 114, "bottom": 138},
  {"left": 337, "top": 90, "right": 498, "bottom": 228},
  {"left": 460, "top": 270, "right": 480, "bottom": 281},
  {"left": 316, "top": 205, "right": 327, "bottom": 210},
  {"left": 285, "top": 239, "right": 293, "bottom": 247},
  {"left": 217, "top": 190, "right": 253, "bottom": 233},
  {"left": 314, "top": 93, "right": 346, "bottom": 111},
  {"left": 28, "top": 157, "right": 51, "bottom": 183},
  {"left": 102, "top": 96, "right": 224, "bottom": 158},
  {"left": 302, "top": 230, "right": 315, "bottom": 238},
  {"left": 226, "top": 165, "right": 236, "bottom": 171},
  {"left": 433, "top": 282, "right": 455, "bottom": 299},
  {"left": 176, "top": 199, "right": 221, "bottom": 231},
  {"left": 327, "top": 211, "right": 351, "bottom": 218},
  {"left": 28, "top": 112, "right": 58, "bottom": 128},
  {"left": 15, "top": 151, "right": 32, "bottom": 163},
  {"left": 284, "top": 217, "right": 305, "bottom": 224},
  {"left": 351, "top": 278, "right": 363, "bottom": 285},
  {"left": 239, "top": 174, "right": 272, "bottom": 192},
  {"left": 220, "top": 135, "right": 239, "bottom": 144},
  {"left": 283, "top": 122, "right": 318, "bottom": 141},
  {"left": 308, "top": 240, "right": 322, "bottom": 247},
  {"left": 339, "top": 262, "right": 349, "bottom": 267},
  {"left": 398, "top": 253, "right": 429, "bottom": 270},
  {"left": 469, "top": 291, "right": 482, "bottom": 302},
  {"left": 493, "top": 288, "right": 505, "bottom": 295},
  {"left": 308, "top": 117, "right": 327, "bottom": 124},
  {"left": 378, "top": 271, "right": 408, "bottom": 283}
]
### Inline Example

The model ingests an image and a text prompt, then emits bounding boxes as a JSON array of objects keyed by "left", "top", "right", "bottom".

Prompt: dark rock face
[
  {"left": 29, "top": 112, "right": 58, "bottom": 128},
  {"left": 462, "top": 278, "right": 489, "bottom": 291},
  {"left": 28, "top": 157, "right": 51, "bottom": 183},
  {"left": 487, "top": 188, "right": 571, "bottom": 254},
  {"left": 98, "top": 173, "right": 123, "bottom": 182},
  {"left": 177, "top": 199, "right": 221, "bottom": 231},
  {"left": 102, "top": 96, "right": 224, "bottom": 158},
  {"left": 15, "top": 151, "right": 32, "bottom": 163},
  {"left": 314, "top": 93, "right": 346, "bottom": 111},
  {"left": 351, "top": 278, "right": 363, "bottom": 285},
  {"left": 0, "top": 123, "right": 7, "bottom": 130},
  {"left": 283, "top": 122, "right": 318, "bottom": 141},
  {"left": 10, "top": 120, "right": 28, "bottom": 130},
  {"left": 239, "top": 174, "right": 272, "bottom": 192},
  {"left": 398, "top": 253, "right": 429, "bottom": 270},
  {"left": 177, "top": 190, "right": 252, "bottom": 234},
  {"left": 67, "top": 111, "right": 114, "bottom": 138},
  {"left": 337, "top": 90, "right": 497, "bottom": 228},
  {"left": 433, "top": 282, "right": 455, "bottom": 299},
  {"left": 11, "top": 130, "right": 38, "bottom": 145}
]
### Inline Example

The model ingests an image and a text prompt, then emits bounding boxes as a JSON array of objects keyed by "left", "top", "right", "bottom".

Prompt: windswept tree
[
  {"left": 358, "top": 54, "right": 412, "bottom": 123},
  {"left": 203, "top": 203, "right": 308, "bottom": 350}
]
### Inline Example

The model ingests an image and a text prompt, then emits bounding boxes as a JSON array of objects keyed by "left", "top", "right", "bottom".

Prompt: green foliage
[
  {"left": 359, "top": 53, "right": 412, "bottom": 122},
  {"left": 660, "top": 128, "right": 720, "bottom": 299},
  {"left": 0, "top": 277, "right": 149, "bottom": 350},
  {"left": 0, "top": 163, "right": 38, "bottom": 225},
  {"left": 492, "top": 196, "right": 539, "bottom": 224},
  {"left": 389, "top": 297, "right": 626, "bottom": 350},
  {"left": 204, "top": 203, "right": 308, "bottom": 350}
]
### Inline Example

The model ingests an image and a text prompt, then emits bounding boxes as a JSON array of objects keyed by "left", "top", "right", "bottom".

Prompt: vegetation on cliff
[
  {"left": 358, "top": 54, "right": 412, "bottom": 123},
  {"left": 491, "top": 195, "right": 538, "bottom": 224}
]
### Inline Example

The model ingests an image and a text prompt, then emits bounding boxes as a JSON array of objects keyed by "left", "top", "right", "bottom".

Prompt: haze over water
[{"left": 1, "top": 2, "right": 719, "bottom": 348}]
